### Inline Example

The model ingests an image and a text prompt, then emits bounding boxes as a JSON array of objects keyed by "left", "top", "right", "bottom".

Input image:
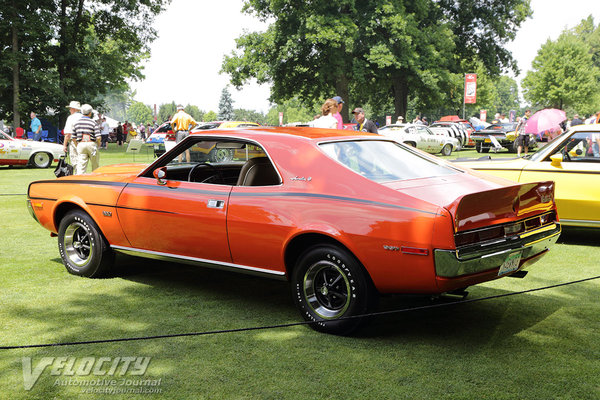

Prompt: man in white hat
[{"left": 63, "top": 101, "right": 82, "bottom": 167}]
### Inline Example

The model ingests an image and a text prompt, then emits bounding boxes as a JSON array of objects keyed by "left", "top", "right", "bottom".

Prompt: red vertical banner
[
  {"left": 386, "top": 116, "right": 392, "bottom": 126},
  {"left": 464, "top": 74, "right": 477, "bottom": 104},
  {"left": 480, "top": 110, "right": 487, "bottom": 122},
  {"left": 279, "top": 112, "right": 284, "bottom": 126}
]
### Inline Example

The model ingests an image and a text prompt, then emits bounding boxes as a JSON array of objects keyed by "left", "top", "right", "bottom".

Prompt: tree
[
  {"left": 0, "top": 0, "right": 56, "bottom": 129},
  {"left": 218, "top": 86, "right": 234, "bottom": 120},
  {"left": 203, "top": 111, "right": 217, "bottom": 122},
  {"left": 158, "top": 102, "right": 177, "bottom": 123},
  {"left": 264, "top": 97, "right": 319, "bottom": 126},
  {"left": 222, "top": 0, "right": 532, "bottom": 122},
  {"left": 185, "top": 105, "right": 204, "bottom": 122},
  {"left": 127, "top": 101, "right": 153, "bottom": 125},
  {"left": 572, "top": 15, "right": 600, "bottom": 68},
  {"left": 102, "top": 86, "right": 134, "bottom": 122},
  {"left": 0, "top": 0, "right": 169, "bottom": 129},
  {"left": 522, "top": 35, "right": 600, "bottom": 112},
  {"left": 232, "top": 108, "right": 267, "bottom": 125},
  {"left": 494, "top": 76, "right": 521, "bottom": 114},
  {"left": 222, "top": 1, "right": 358, "bottom": 123}
]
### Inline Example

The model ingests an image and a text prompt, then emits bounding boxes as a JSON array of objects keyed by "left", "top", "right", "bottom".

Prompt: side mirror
[
  {"left": 153, "top": 167, "right": 167, "bottom": 185},
  {"left": 550, "top": 154, "right": 562, "bottom": 167}
]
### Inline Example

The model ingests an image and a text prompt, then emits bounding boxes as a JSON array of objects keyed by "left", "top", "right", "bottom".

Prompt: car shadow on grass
[
  {"left": 557, "top": 227, "right": 600, "bottom": 247},
  {"left": 111, "top": 253, "right": 574, "bottom": 344}
]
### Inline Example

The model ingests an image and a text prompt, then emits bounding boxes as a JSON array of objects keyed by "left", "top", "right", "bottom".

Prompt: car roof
[
  {"left": 569, "top": 123, "right": 600, "bottom": 132},
  {"left": 189, "top": 126, "right": 380, "bottom": 142}
]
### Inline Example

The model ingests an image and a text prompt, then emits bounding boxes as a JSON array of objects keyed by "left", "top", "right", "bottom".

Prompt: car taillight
[{"left": 454, "top": 211, "right": 556, "bottom": 248}]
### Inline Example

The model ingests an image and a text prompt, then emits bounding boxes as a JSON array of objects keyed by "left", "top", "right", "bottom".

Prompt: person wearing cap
[
  {"left": 352, "top": 108, "right": 378, "bottom": 134},
  {"left": 170, "top": 105, "right": 197, "bottom": 162},
  {"left": 332, "top": 96, "right": 344, "bottom": 129},
  {"left": 73, "top": 104, "right": 100, "bottom": 175},
  {"left": 63, "top": 101, "right": 82, "bottom": 166},
  {"left": 396, "top": 115, "right": 404, "bottom": 124}
]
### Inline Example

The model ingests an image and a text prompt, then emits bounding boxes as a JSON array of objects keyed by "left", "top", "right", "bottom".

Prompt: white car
[
  {"left": 378, "top": 124, "right": 460, "bottom": 156},
  {"left": 429, "top": 122, "right": 468, "bottom": 148},
  {"left": 0, "top": 131, "right": 65, "bottom": 168}
]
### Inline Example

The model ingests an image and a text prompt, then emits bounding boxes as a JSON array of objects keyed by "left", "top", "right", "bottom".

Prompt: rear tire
[
  {"left": 291, "top": 245, "right": 378, "bottom": 335},
  {"left": 30, "top": 152, "right": 52, "bottom": 168},
  {"left": 58, "top": 210, "right": 115, "bottom": 278}
]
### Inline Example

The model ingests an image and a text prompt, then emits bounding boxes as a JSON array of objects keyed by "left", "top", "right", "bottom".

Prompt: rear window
[{"left": 320, "top": 140, "right": 457, "bottom": 183}]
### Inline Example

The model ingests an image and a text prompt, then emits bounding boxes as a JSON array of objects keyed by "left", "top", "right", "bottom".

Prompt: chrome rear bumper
[{"left": 434, "top": 223, "right": 561, "bottom": 278}]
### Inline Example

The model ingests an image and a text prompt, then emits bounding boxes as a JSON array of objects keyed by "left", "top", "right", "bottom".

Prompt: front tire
[
  {"left": 30, "top": 152, "right": 52, "bottom": 168},
  {"left": 441, "top": 143, "right": 452, "bottom": 156},
  {"left": 291, "top": 245, "right": 377, "bottom": 335},
  {"left": 58, "top": 210, "right": 115, "bottom": 278}
]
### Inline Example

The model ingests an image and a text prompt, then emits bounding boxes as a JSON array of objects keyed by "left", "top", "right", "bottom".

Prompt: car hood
[
  {"left": 92, "top": 163, "right": 149, "bottom": 175},
  {"left": 453, "top": 157, "right": 529, "bottom": 171}
]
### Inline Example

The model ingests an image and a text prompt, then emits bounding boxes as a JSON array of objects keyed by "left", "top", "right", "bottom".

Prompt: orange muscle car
[{"left": 27, "top": 127, "right": 561, "bottom": 334}]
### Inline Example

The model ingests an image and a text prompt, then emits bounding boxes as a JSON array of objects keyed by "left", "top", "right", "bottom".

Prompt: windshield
[
  {"left": 0, "top": 131, "right": 14, "bottom": 140},
  {"left": 486, "top": 123, "right": 516, "bottom": 130},
  {"left": 529, "top": 130, "right": 575, "bottom": 161},
  {"left": 320, "top": 140, "right": 457, "bottom": 183},
  {"left": 530, "top": 130, "right": 600, "bottom": 162}
]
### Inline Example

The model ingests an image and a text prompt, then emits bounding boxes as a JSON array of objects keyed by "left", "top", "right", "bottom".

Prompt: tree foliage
[
  {"left": 222, "top": 0, "right": 532, "bottom": 122},
  {"left": 158, "top": 102, "right": 177, "bottom": 123},
  {"left": 0, "top": 0, "right": 170, "bottom": 128},
  {"left": 203, "top": 110, "right": 217, "bottom": 122},
  {"left": 232, "top": 108, "right": 267, "bottom": 125},
  {"left": 185, "top": 105, "right": 204, "bottom": 122},
  {"left": 265, "top": 98, "right": 318, "bottom": 126},
  {"left": 523, "top": 34, "right": 600, "bottom": 112},
  {"left": 127, "top": 101, "right": 153, "bottom": 125}
]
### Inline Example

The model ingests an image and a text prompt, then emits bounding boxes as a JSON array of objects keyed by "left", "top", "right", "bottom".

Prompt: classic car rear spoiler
[{"left": 444, "top": 181, "right": 556, "bottom": 233}]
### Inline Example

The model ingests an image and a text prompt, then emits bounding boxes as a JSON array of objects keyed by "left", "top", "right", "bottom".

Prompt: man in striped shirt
[{"left": 74, "top": 104, "right": 100, "bottom": 175}]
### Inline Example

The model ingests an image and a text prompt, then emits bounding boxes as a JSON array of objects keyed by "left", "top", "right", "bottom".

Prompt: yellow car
[{"left": 455, "top": 124, "right": 600, "bottom": 228}]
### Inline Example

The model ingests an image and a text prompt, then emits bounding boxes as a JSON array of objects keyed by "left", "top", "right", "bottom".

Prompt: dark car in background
[{"left": 472, "top": 123, "right": 520, "bottom": 153}]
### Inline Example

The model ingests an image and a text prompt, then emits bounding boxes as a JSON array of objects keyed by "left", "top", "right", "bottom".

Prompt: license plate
[
  {"left": 484, "top": 138, "right": 491, "bottom": 143},
  {"left": 498, "top": 252, "right": 521, "bottom": 276}
]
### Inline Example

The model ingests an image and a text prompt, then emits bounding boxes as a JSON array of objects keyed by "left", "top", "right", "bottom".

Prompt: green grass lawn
[{"left": 0, "top": 143, "right": 599, "bottom": 399}]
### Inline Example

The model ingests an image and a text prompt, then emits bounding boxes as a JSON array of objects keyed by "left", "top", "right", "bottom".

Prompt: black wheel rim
[
  {"left": 303, "top": 260, "right": 351, "bottom": 319},
  {"left": 63, "top": 222, "right": 92, "bottom": 267}
]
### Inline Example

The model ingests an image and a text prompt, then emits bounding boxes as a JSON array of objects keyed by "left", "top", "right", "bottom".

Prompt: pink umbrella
[{"left": 524, "top": 109, "right": 566, "bottom": 138}]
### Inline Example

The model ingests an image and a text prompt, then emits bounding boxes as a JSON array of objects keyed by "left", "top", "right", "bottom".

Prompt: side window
[
  {"left": 548, "top": 132, "right": 600, "bottom": 162},
  {"left": 143, "top": 138, "right": 280, "bottom": 186}
]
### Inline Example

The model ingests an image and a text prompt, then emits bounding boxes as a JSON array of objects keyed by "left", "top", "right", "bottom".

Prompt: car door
[
  {"left": 116, "top": 176, "right": 233, "bottom": 262},
  {"left": 0, "top": 134, "right": 21, "bottom": 161},
  {"left": 115, "top": 138, "right": 235, "bottom": 263},
  {"left": 519, "top": 132, "right": 600, "bottom": 225},
  {"left": 418, "top": 126, "right": 437, "bottom": 153}
]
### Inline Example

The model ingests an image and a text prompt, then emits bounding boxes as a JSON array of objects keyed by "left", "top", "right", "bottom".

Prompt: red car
[{"left": 27, "top": 127, "right": 560, "bottom": 334}]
